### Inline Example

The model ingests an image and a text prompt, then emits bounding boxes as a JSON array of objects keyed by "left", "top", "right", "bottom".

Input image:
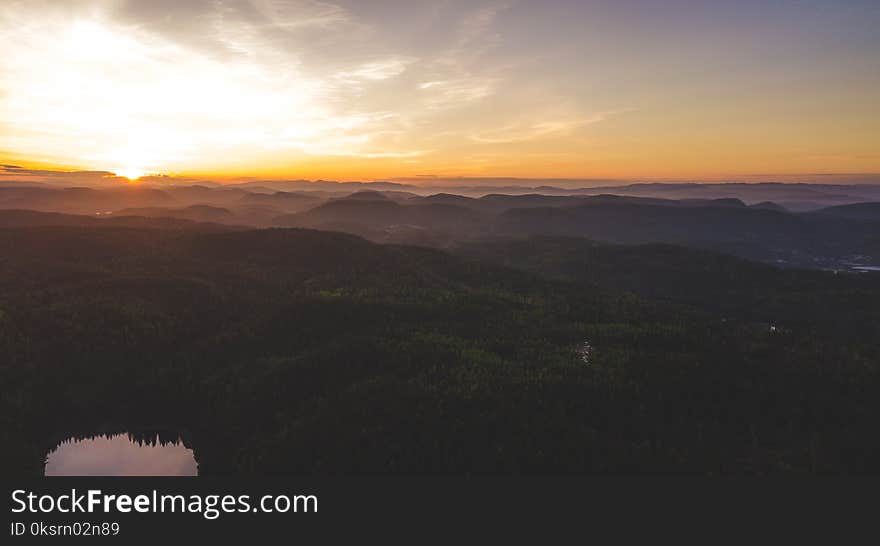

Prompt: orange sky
[{"left": 1, "top": 1, "right": 878, "bottom": 182}]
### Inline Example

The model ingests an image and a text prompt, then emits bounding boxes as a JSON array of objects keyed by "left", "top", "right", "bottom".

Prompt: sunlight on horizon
[
  {"left": 0, "top": 14, "right": 330, "bottom": 176},
  {"left": 115, "top": 167, "right": 145, "bottom": 181},
  {"left": 0, "top": 1, "right": 878, "bottom": 180}
]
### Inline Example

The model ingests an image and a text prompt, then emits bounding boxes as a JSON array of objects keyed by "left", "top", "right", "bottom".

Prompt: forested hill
[
  {"left": 1, "top": 212, "right": 879, "bottom": 474},
  {"left": 455, "top": 236, "right": 880, "bottom": 340}
]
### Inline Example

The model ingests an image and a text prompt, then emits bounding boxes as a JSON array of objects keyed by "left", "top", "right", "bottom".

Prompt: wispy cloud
[
  {"left": 0, "top": 1, "right": 632, "bottom": 177},
  {"left": 418, "top": 78, "right": 495, "bottom": 109},
  {"left": 470, "top": 110, "right": 629, "bottom": 144},
  {"left": 1, "top": 0, "right": 877, "bottom": 180},
  {"left": 0, "top": 1, "right": 434, "bottom": 173},
  {"left": 0, "top": 164, "right": 124, "bottom": 185},
  {"left": 334, "top": 58, "right": 413, "bottom": 83}
]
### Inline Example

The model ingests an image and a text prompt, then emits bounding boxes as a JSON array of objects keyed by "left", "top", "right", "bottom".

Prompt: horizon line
[{"left": 2, "top": 165, "right": 879, "bottom": 187}]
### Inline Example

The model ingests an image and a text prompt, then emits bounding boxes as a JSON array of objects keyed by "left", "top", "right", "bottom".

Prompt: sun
[{"left": 115, "top": 167, "right": 145, "bottom": 181}]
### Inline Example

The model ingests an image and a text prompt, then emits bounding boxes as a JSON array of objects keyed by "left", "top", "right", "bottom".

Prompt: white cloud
[
  {"left": 0, "top": 2, "right": 428, "bottom": 173},
  {"left": 470, "top": 111, "right": 627, "bottom": 144},
  {"left": 0, "top": 1, "right": 624, "bottom": 175},
  {"left": 418, "top": 78, "right": 495, "bottom": 109},
  {"left": 334, "top": 58, "right": 413, "bottom": 83}
]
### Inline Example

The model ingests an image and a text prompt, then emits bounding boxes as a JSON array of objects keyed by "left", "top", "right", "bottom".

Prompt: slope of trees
[{"left": 1, "top": 216, "right": 879, "bottom": 474}]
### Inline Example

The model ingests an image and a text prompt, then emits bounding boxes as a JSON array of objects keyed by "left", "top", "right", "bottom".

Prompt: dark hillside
[{"left": 1, "top": 212, "right": 879, "bottom": 474}]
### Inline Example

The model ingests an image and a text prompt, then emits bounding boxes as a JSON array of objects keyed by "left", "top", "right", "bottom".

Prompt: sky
[{"left": 0, "top": 0, "right": 878, "bottom": 183}]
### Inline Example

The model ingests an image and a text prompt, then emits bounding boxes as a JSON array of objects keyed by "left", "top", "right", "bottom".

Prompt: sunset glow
[
  {"left": 4, "top": 0, "right": 880, "bottom": 491},
  {"left": 115, "top": 167, "right": 145, "bottom": 181},
  {"left": 1, "top": 1, "right": 878, "bottom": 181}
]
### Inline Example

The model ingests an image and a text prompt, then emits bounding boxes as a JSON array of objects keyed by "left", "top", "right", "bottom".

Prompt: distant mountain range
[
  {"left": 178, "top": 180, "right": 880, "bottom": 211},
  {"left": 1, "top": 182, "right": 878, "bottom": 270},
  {"left": 3, "top": 165, "right": 880, "bottom": 212}
]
